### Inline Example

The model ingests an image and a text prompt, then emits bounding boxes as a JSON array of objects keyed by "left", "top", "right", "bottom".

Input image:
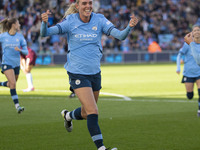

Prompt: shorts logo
[
  {"left": 3, "top": 65, "right": 7, "bottom": 69},
  {"left": 75, "top": 79, "right": 81, "bottom": 85},
  {"left": 184, "top": 77, "right": 187, "bottom": 81}
]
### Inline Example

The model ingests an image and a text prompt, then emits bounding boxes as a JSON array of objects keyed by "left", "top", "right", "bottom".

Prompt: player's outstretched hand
[
  {"left": 41, "top": 10, "right": 51, "bottom": 23},
  {"left": 15, "top": 47, "right": 21, "bottom": 52},
  {"left": 129, "top": 14, "right": 139, "bottom": 28},
  {"left": 184, "top": 32, "right": 193, "bottom": 45},
  {"left": 176, "top": 70, "right": 180, "bottom": 75}
]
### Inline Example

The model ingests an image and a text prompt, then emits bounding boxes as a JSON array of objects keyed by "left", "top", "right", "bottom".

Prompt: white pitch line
[
  {"left": 0, "top": 89, "right": 197, "bottom": 103},
  {"left": 100, "top": 92, "right": 131, "bottom": 101},
  {"left": 0, "top": 88, "right": 131, "bottom": 101},
  {"left": 0, "top": 95, "right": 197, "bottom": 103}
]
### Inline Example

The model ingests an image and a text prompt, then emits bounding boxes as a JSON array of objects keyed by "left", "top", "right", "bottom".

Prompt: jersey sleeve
[
  {"left": 56, "top": 16, "right": 71, "bottom": 34},
  {"left": 176, "top": 43, "right": 188, "bottom": 72},
  {"left": 190, "top": 42, "right": 200, "bottom": 66},
  {"left": 100, "top": 15, "right": 115, "bottom": 36},
  {"left": 20, "top": 34, "right": 28, "bottom": 55},
  {"left": 176, "top": 52, "right": 182, "bottom": 72},
  {"left": 179, "top": 42, "right": 189, "bottom": 54}
]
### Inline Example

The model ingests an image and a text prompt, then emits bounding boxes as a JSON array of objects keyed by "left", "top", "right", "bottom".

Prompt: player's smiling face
[
  {"left": 13, "top": 20, "right": 20, "bottom": 32},
  {"left": 76, "top": 0, "right": 93, "bottom": 23},
  {"left": 193, "top": 26, "right": 200, "bottom": 38}
]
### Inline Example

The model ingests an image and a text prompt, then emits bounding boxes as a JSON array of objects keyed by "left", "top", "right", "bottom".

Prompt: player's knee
[
  {"left": 187, "top": 92, "right": 194, "bottom": 99},
  {"left": 8, "top": 81, "right": 16, "bottom": 88},
  {"left": 81, "top": 109, "right": 87, "bottom": 119},
  {"left": 81, "top": 107, "right": 98, "bottom": 119}
]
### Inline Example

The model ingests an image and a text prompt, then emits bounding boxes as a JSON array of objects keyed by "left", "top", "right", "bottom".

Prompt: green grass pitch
[{"left": 0, "top": 63, "right": 200, "bottom": 150}]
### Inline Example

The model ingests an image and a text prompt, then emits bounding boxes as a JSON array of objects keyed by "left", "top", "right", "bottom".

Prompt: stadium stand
[{"left": 0, "top": 0, "right": 200, "bottom": 55}]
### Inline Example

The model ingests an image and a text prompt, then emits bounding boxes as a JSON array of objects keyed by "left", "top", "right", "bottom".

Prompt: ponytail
[
  {"left": 0, "top": 18, "right": 9, "bottom": 33},
  {"left": 62, "top": 1, "right": 79, "bottom": 20},
  {"left": 0, "top": 18, "right": 17, "bottom": 33}
]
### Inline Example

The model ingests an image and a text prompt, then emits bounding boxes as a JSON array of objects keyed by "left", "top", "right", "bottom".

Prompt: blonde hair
[
  {"left": 192, "top": 24, "right": 200, "bottom": 30},
  {"left": 62, "top": 1, "right": 80, "bottom": 19},
  {"left": 0, "top": 18, "right": 17, "bottom": 33}
]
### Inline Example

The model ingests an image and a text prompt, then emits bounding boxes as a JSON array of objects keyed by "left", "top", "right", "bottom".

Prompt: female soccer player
[
  {"left": 177, "top": 25, "right": 200, "bottom": 117},
  {"left": 0, "top": 18, "right": 28, "bottom": 113},
  {"left": 40, "top": 0, "right": 138, "bottom": 149},
  {"left": 20, "top": 44, "right": 37, "bottom": 92}
]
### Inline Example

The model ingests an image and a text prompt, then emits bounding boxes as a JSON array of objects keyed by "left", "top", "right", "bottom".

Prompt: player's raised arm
[
  {"left": 184, "top": 33, "right": 193, "bottom": 45},
  {"left": 110, "top": 14, "right": 139, "bottom": 40},
  {"left": 41, "top": 10, "right": 51, "bottom": 23},
  {"left": 40, "top": 10, "right": 60, "bottom": 37},
  {"left": 190, "top": 42, "right": 200, "bottom": 66},
  {"left": 185, "top": 25, "right": 200, "bottom": 66}
]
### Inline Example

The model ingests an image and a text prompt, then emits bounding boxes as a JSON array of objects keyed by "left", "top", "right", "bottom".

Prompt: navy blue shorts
[
  {"left": 182, "top": 76, "right": 200, "bottom": 83},
  {"left": 67, "top": 71, "right": 102, "bottom": 91},
  {"left": 1, "top": 64, "right": 20, "bottom": 75}
]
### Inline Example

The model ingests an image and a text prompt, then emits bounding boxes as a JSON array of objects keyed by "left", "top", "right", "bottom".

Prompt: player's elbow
[
  {"left": 40, "top": 29, "right": 47, "bottom": 37},
  {"left": 24, "top": 51, "right": 28, "bottom": 56},
  {"left": 40, "top": 32, "right": 46, "bottom": 37},
  {"left": 117, "top": 36, "right": 126, "bottom": 41}
]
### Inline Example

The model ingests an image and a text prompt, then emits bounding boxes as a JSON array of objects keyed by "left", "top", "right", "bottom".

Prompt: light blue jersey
[
  {"left": 0, "top": 32, "right": 28, "bottom": 67},
  {"left": 190, "top": 42, "right": 200, "bottom": 66},
  {"left": 58, "top": 13, "right": 114, "bottom": 74},
  {"left": 41, "top": 12, "right": 133, "bottom": 75},
  {"left": 176, "top": 42, "right": 200, "bottom": 77}
]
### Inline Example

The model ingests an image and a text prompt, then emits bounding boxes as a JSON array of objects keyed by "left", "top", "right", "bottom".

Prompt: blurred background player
[
  {"left": 0, "top": 18, "right": 28, "bottom": 113},
  {"left": 20, "top": 42, "right": 37, "bottom": 92},
  {"left": 183, "top": 24, "right": 200, "bottom": 117}
]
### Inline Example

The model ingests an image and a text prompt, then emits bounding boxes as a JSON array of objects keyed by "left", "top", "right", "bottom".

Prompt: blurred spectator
[
  {"left": 0, "top": 0, "right": 200, "bottom": 54},
  {"left": 148, "top": 41, "right": 162, "bottom": 53}
]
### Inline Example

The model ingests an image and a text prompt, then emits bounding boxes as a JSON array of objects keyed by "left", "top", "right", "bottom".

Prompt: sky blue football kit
[
  {"left": 0, "top": 32, "right": 28, "bottom": 112},
  {"left": 41, "top": 12, "right": 133, "bottom": 150}
]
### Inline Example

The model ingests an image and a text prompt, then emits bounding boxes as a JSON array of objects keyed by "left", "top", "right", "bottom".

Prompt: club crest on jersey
[
  {"left": 92, "top": 26, "right": 97, "bottom": 31},
  {"left": 16, "top": 39, "right": 19, "bottom": 42},
  {"left": 3, "top": 65, "right": 7, "bottom": 69},
  {"left": 75, "top": 79, "right": 81, "bottom": 85}
]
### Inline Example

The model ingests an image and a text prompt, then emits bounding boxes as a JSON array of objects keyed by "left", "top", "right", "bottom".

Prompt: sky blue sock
[
  {"left": 87, "top": 114, "right": 103, "bottom": 149},
  {"left": 69, "top": 107, "right": 83, "bottom": 120}
]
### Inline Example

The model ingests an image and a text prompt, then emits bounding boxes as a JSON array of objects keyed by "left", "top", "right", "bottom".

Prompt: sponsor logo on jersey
[
  {"left": 75, "top": 34, "right": 97, "bottom": 38},
  {"left": 75, "top": 79, "right": 81, "bottom": 85},
  {"left": 5, "top": 44, "right": 18, "bottom": 47}
]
